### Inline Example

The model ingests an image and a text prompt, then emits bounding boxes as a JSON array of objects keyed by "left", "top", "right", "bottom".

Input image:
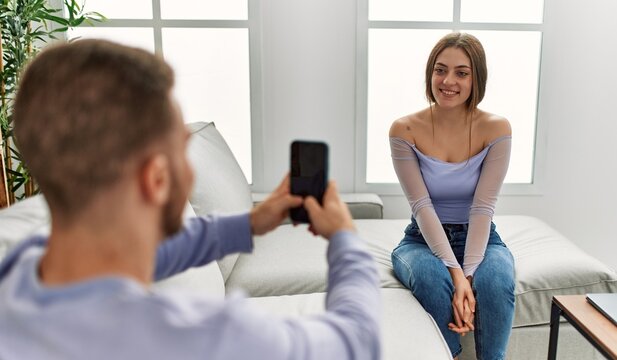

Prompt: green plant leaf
[
  {"left": 6, "top": 168, "right": 23, "bottom": 176},
  {"left": 1, "top": 0, "right": 105, "bottom": 203},
  {"left": 40, "top": 13, "right": 69, "bottom": 26}
]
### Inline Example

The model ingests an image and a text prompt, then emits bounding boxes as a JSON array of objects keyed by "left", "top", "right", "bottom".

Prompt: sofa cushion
[
  {"left": 152, "top": 263, "right": 226, "bottom": 299},
  {"left": 226, "top": 216, "right": 617, "bottom": 329},
  {"left": 224, "top": 220, "right": 406, "bottom": 296},
  {"left": 186, "top": 122, "right": 253, "bottom": 282},
  {"left": 496, "top": 216, "right": 617, "bottom": 327},
  {"left": 246, "top": 288, "right": 451, "bottom": 360},
  {"left": 226, "top": 225, "right": 328, "bottom": 295}
]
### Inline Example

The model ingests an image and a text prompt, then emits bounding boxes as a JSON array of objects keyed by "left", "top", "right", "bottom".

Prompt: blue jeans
[{"left": 391, "top": 220, "right": 515, "bottom": 360}]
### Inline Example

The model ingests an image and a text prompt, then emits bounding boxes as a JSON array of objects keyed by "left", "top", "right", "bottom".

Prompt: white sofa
[{"left": 1, "top": 121, "right": 616, "bottom": 359}]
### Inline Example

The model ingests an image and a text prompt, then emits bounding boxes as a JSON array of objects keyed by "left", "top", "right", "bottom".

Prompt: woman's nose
[{"left": 442, "top": 73, "right": 455, "bottom": 85}]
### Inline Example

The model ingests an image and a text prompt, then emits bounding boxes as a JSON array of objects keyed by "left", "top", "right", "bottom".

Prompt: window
[
  {"left": 358, "top": 0, "right": 544, "bottom": 192},
  {"left": 66, "top": 0, "right": 259, "bottom": 183}
]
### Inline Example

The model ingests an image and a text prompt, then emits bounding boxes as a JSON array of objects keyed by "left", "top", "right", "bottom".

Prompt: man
[{"left": 0, "top": 40, "right": 381, "bottom": 359}]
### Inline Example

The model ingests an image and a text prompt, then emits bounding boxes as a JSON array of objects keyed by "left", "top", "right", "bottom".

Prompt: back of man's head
[{"left": 14, "top": 40, "right": 175, "bottom": 219}]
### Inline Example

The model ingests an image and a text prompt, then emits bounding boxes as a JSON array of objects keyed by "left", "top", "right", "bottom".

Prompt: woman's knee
[
  {"left": 392, "top": 245, "right": 452, "bottom": 294},
  {"left": 473, "top": 270, "right": 514, "bottom": 299},
  {"left": 473, "top": 249, "right": 515, "bottom": 298}
]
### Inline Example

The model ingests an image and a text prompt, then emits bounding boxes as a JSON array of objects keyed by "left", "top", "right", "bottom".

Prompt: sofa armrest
[
  {"left": 252, "top": 192, "right": 383, "bottom": 220},
  {"left": 339, "top": 193, "right": 383, "bottom": 219}
]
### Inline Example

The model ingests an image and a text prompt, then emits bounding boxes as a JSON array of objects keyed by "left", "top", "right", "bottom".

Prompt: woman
[{"left": 389, "top": 32, "right": 515, "bottom": 360}]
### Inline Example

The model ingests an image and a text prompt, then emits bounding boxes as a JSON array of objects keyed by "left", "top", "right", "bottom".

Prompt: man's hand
[
  {"left": 303, "top": 181, "right": 355, "bottom": 240},
  {"left": 250, "top": 175, "right": 303, "bottom": 235}
]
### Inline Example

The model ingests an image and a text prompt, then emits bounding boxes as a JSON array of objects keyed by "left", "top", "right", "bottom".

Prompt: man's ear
[{"left": 139, "top": 154, "right": 170, "bottom": 206}]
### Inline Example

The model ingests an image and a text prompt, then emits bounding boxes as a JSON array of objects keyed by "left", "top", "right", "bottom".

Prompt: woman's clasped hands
[{"left": 448, "top": 269, "right": 475, "bottom": 336}]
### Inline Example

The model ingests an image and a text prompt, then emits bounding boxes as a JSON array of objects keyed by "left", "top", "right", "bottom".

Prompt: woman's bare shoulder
[
  {"left": 389, "top": 108, "right": 431, "bottom": 142},
  {"left": 475, "top": 110, "right": 512, "bottom": 143}
]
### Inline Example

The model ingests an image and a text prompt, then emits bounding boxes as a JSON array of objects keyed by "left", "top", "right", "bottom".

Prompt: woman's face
[{"left": 431, "top": 47, "right": 473, "bottom": 109}]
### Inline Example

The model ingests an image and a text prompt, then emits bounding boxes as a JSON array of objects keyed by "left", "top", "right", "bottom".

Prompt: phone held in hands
[{"left": 290, "top": 140, "right": 329, "bottom": 223}]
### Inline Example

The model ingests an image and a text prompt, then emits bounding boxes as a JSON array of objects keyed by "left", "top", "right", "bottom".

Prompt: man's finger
[
  {"left": 304, "top": 196, "right": 322, "bottom": 217},
  {"left": 322, "top": 180, "right": 340, "bottom": 203},
  {"left": 275, "top": 193, "right": 302, "bottom": 209}
]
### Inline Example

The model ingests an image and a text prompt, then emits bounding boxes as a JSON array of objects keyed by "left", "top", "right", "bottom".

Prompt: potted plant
[{"left": 0, "top": 0, "right": 103, "bottom": 208}]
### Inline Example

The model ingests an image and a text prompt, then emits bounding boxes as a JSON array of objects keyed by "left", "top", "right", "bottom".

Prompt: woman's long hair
[{"left": 425, "top": 32, "right": 488, "bottom": 160}]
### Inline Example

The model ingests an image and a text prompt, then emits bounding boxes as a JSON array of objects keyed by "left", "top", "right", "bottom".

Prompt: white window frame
[
  {"left": 56, "top": 0, "right": 264, "bottom": 188},
  {"left": 355, "top": 0, "right": 547, "bottom": 196}
]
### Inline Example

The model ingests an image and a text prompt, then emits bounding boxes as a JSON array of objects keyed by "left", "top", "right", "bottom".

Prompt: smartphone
[{"left": 290, "top": 140, "right": 329, "bottom": 223}]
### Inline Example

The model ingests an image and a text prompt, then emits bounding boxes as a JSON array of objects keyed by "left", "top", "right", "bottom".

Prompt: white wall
[{"left": 257, "top": 0, "right": 617, "bottom": 270}]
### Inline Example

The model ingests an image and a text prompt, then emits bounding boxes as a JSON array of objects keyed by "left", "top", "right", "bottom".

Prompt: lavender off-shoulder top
[{"left": 390, "top": 136, "right": 511, "bottom": 277}]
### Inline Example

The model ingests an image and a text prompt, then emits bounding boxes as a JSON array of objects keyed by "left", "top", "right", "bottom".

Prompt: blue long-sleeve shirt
[{"left": 0, "top": 213, "right": 381, "bottom": 359}]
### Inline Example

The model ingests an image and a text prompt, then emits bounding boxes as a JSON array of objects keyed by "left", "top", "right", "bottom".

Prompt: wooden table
[{"left": 548, "top": 295, "right": 617, "bottom": 359}]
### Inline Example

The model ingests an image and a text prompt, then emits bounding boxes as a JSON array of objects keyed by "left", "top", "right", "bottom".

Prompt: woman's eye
[
  {"left": 434, "top": 68, "right": 445, "bottom": 74},
  {"left": 457, "top": 72, "right": 469, "bottom": 77}
]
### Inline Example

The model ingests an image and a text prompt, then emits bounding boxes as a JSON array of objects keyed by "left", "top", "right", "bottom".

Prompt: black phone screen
[{"left": 290, "top": 141, "right": 328, "bottom": 223}]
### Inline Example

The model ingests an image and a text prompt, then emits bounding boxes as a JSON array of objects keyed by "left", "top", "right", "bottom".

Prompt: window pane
[
  {"left": 466, "top": 30, "right": 542, "bottom": 183},
  {"left": 369, "top": 0, "right": 453, "bottom": 22},
  {"left": 461, "top": 0, "right": 544, "bottom": 24},
  {"left": 366, "top": 30, "right": 540, "bottom": 184},
  {"left": 366, "top": 29, "right": 450, "bottom": 183},
  {"left": 68, "top": 27, "right": 155, "bottom": 53},
  {"left": 76, "top": 0, "right": 152, "bottom": 19},
  {"left": 162, "top": 28, "right": 252, "bottom": 182},
  {"left": 160, "top": 0, "right": 247, "bottom": 20}
]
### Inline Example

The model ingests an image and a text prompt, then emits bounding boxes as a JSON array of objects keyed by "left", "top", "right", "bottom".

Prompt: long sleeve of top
[
  {"left": 0, "top": 214, "right": 381, "bottom": 360},
  {"left": 390, "top": 137, "right": 460, "bottom": 269},
  {"left": 463, "top": 138, "right": 511, "bottom": 277}
]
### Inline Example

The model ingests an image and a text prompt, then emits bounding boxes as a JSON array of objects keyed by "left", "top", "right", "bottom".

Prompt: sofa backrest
[
  {"left": 0, "top": 195, "right": 50, "bottom": 261},
  {"left": 186, "top": 122, "right": 253, "bottom": 282}
]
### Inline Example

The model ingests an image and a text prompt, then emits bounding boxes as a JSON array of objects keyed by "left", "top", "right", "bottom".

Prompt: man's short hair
[{"left": 14, "top": 39, "right": 175, "bottom": 217}]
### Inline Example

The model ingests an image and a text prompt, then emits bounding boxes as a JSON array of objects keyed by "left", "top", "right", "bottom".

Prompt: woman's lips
[{"left": 440, "top": 88, "right": 459, "bottom": 97}]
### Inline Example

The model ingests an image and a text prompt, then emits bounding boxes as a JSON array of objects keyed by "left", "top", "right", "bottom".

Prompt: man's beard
[{"left": 161, "top": 172, "right": 186, "bottom": 237}]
